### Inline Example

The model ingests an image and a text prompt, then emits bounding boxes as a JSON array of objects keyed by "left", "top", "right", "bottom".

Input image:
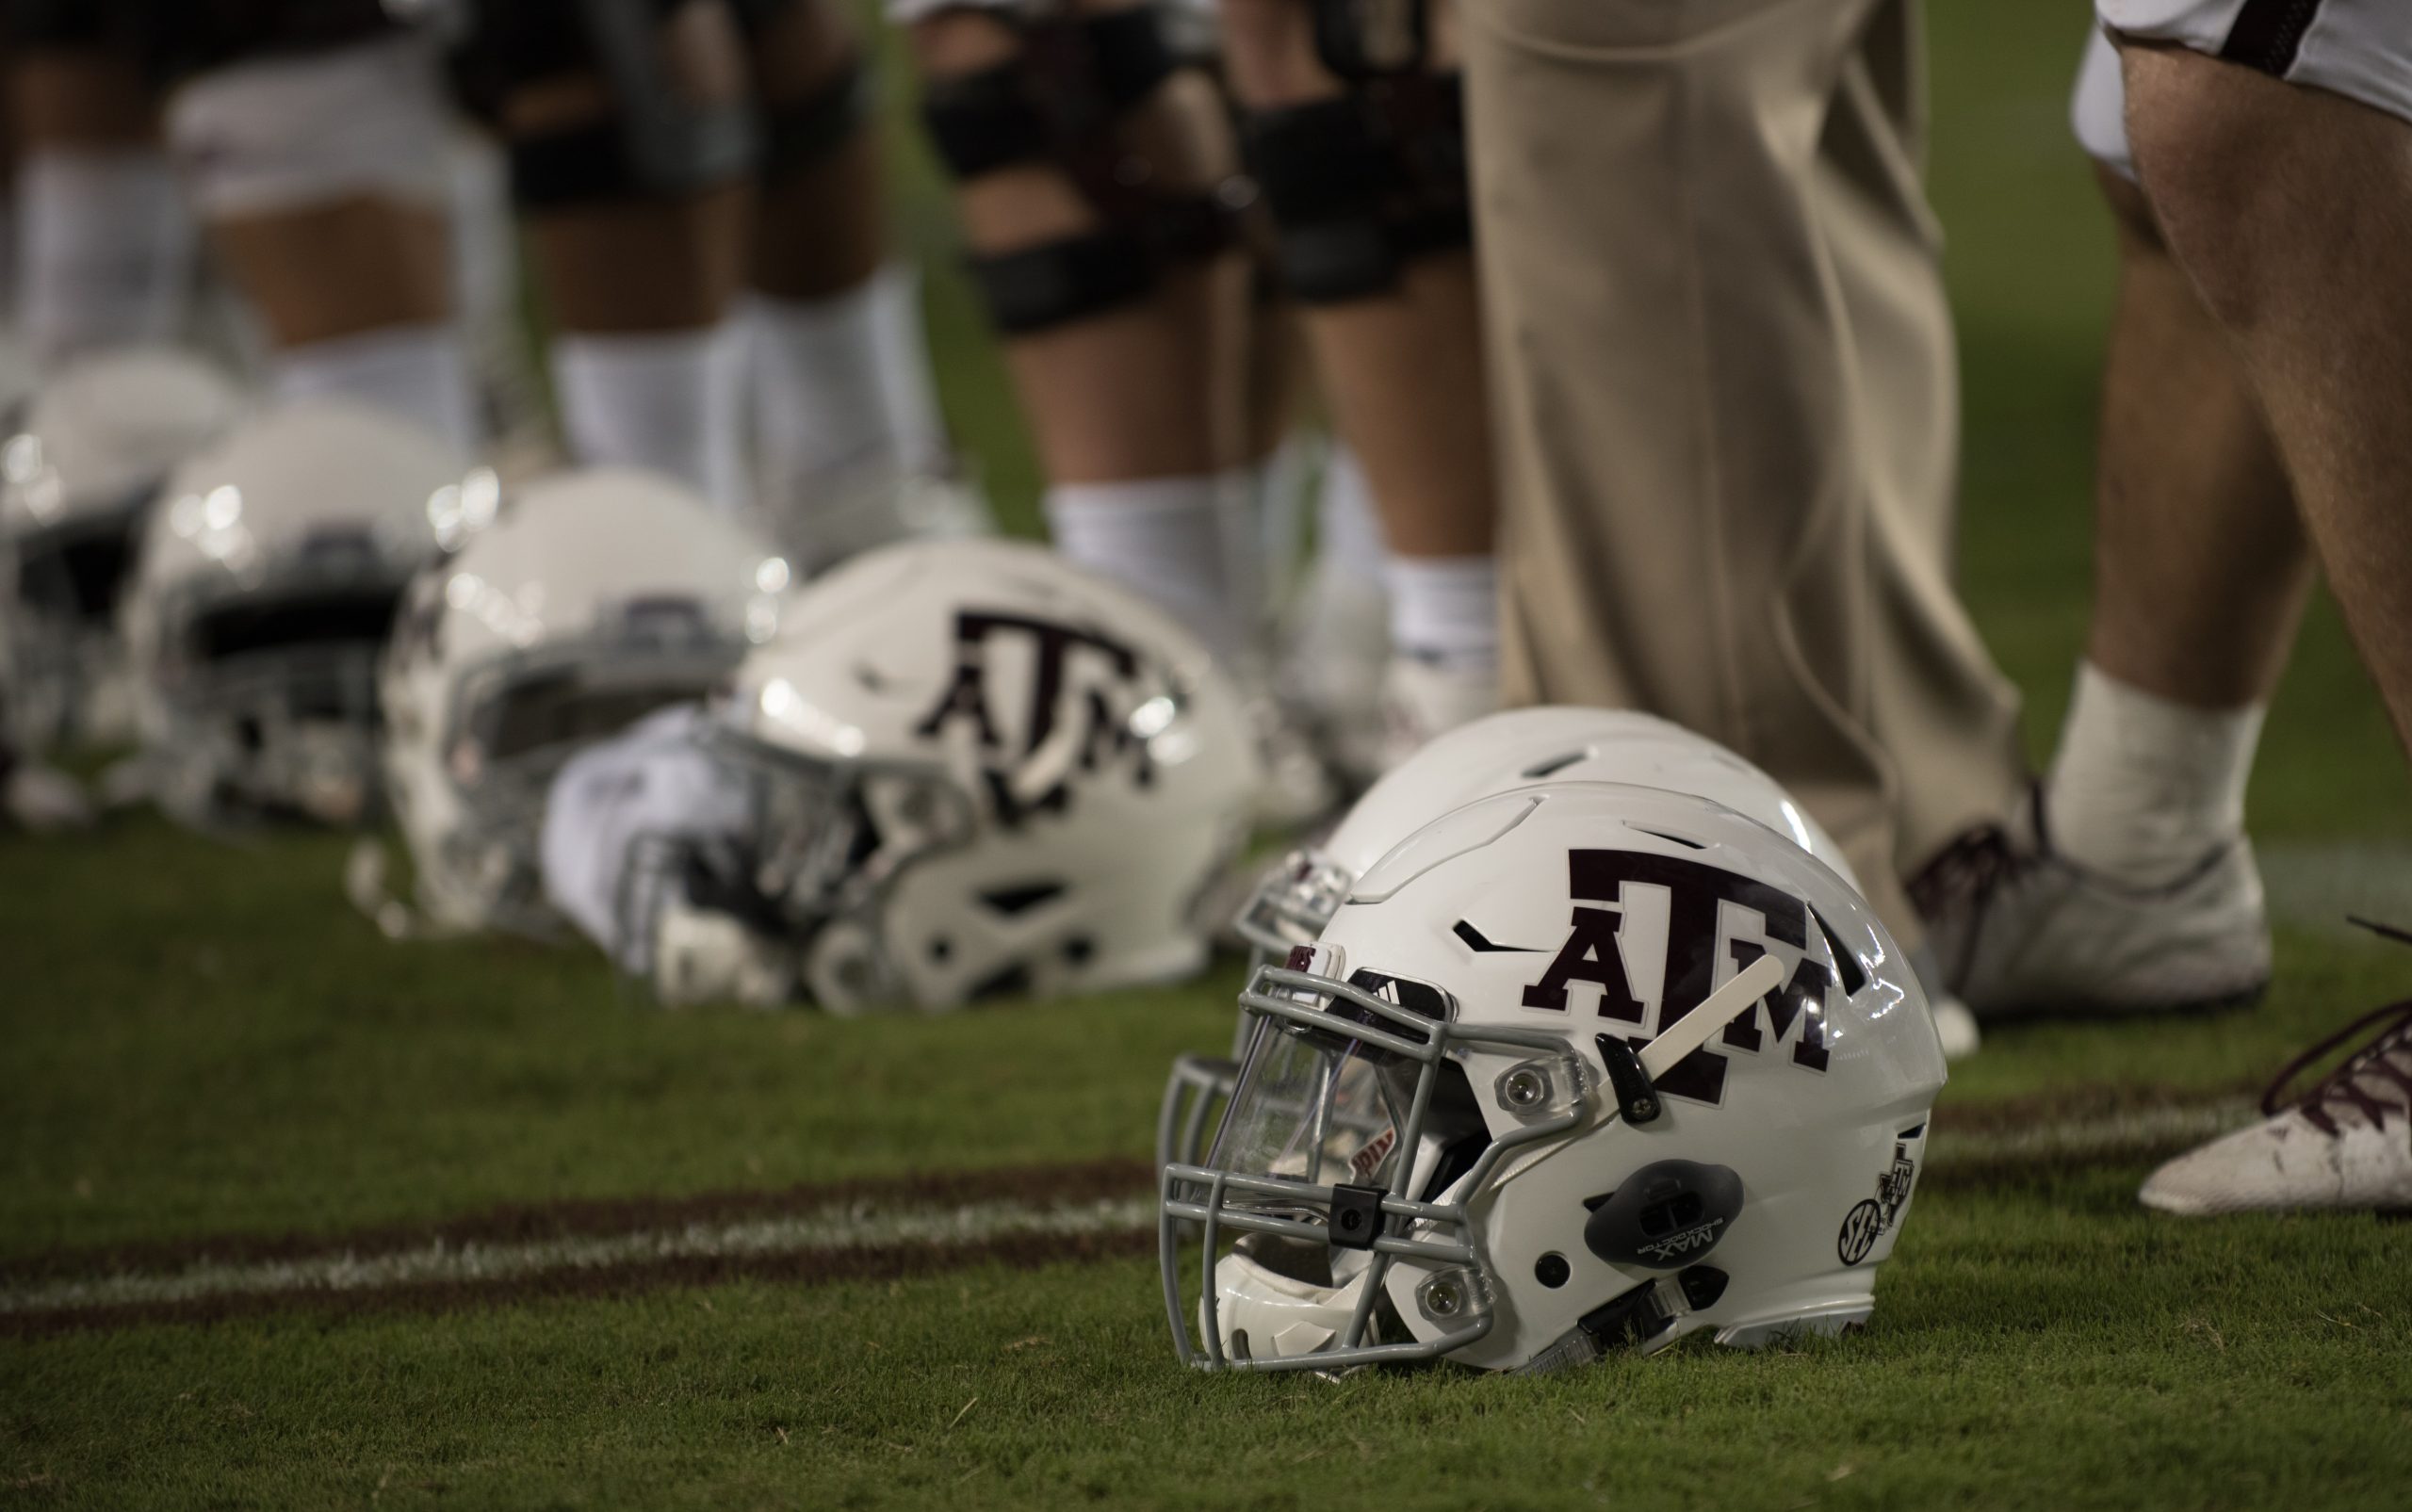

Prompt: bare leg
[
  {"left": 910, "top": 2, "right": 1247, "bottom": 487},
  {"left": 909, "top": 0, "right": 1255, "bottom": 671},
  {"left": 506, "top": 2, "right": 752, "bottom": 337},
  {"left": 744, "top": 0, "right": 879, "bottom": 303},
  {"left": 2124, "top": 46, "right": 2412, "bottom": 756},
  {"left": 1218, "top": 0, "right": 1491, "bottom": 560},
  {"left": 504, "top": 0, "right": 755, "bottom": 502},
  {"left": 2086, "top": 164, "right": 2311, "bottom": 709},
  {"left": 1220, "top": 0, "right": 1495, "bottom": 758}
]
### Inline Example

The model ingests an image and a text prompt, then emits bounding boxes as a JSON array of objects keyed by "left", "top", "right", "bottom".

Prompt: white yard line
[
  {"left": 2259, "top": 842, "right": 2412, "bottom": 933},
  {"left": 7, "top": 1099, "right": 2268, "bottom": 1318},
  {"left": 0, "top": 1196, "right": 1159, "bottom": 1316},
  {"left": 1928, "top": 1098, "right": 2254, "bottom": 1168}
]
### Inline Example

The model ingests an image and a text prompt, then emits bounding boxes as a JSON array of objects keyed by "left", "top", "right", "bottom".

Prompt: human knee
[
  {"left": 1238, "top": 2, "right": 1469, "bottom": 306},
  {"left": 731, "top": 0, "right": 873, "bottom": 184},
  {"left": 480, "top": 0, "right": 758, "bottom": 213},
  {"left": 912, "top": 3, "right": 1244, "bottom": 335}
]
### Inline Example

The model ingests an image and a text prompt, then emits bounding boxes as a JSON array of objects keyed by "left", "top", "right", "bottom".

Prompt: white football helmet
[
  {"left": 1159, "top": 707, "right": 1859, "bottom": 1172},
  {"left": 1162, "top": 780, "right": 1945, "bottom": 1373},
  {"left": 0, "top": 347, "right": 244, "bottom": 748},
  {"left": 122, "top": 398, "right": 475, "bottom": 827},
  {"left": 622, "top": 536, "right": 1261, "bottom": 1011},
  {"left": 373, "top": 467, "right": 787, "bottom": 936}
]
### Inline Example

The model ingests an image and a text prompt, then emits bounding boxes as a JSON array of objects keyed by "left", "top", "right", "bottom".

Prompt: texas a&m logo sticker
[
  {"left": 913, "top": 609, "right": 1164, "bottom": 824},
  {"left": 1519, "top": 850, "right": 1841, "bottom": 1105}
]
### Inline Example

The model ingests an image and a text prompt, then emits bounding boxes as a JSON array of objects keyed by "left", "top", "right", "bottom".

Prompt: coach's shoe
[
  {"left": 2141, "top": 994, "right": 2412, "bottom": 1214},
  {"left": 1912, "top": 788, "right": 2271, "bottom": 1019}
]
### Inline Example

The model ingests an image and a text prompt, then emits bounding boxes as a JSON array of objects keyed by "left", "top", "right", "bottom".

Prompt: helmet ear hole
[{"left": 1583, "top": 1161, "right": 1745, "bottom": 1272}]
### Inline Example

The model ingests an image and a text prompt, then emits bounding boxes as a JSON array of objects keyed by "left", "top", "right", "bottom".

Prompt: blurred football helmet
[
  {"left": 1162, "top": 781, "right": 1945, "bottom": 1374},
  {"left": 122, "top": 398, "right": 475, "bottom": 827},
  {"left": 0, "top": 347, "right": 244, "bottom": 747},
  {"left": 370, "top": 467, "right": 786, "bottom": 936},
  {"left": 618, "top": 536, "right": 1261, "bottom": 1011},
  {"left": 1159, "top": 707, "right": 1859, "bottom": 1173}
]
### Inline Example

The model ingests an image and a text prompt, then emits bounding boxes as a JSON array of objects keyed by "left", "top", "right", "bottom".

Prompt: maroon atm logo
[
  {"left": 913, "top": 610, "right": 1159, "bottom": 823},
  {"left": 1519, "top": 850, "right": 1836, "bottom": 1105}
]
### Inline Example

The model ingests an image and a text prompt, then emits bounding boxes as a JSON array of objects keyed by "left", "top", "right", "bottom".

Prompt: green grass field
[{"left": 7, "top": 8, "right": 2412, "bottom": 1508}]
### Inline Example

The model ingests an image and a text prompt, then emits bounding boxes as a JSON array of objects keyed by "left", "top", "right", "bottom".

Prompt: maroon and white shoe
[{"left": 2142, "top": 931, "right": 2412, "bottom": 1215}]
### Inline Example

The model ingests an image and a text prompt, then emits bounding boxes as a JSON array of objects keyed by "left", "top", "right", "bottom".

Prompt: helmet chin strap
[{"left": 1638, "top": 954, "right": 1785, "bottom": 1081}]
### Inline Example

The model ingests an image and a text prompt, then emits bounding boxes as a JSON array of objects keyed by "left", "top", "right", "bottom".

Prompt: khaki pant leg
[{"left": 1464, "top": 0, "right": 2026, "bottom": 942}]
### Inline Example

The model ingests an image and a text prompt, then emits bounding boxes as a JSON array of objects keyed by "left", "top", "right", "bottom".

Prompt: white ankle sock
[
  {"left": 553, "top": 324, "right": 748, "bottom": 510},
  {"left": 747, "top": 265, "right": 947, "bottom": 499},
  {"left": 273, "top": 323, "right": 477, "bottom": 450},
  {"left": 2046, "top": 660, "right": 2264, "bottom": 886},
  {"left": 16, "top": 149, "right": 191, "bottom": 362},
  {"left": 1384, "top": 554, "right": 1499, "bottom": 672},
  {"left": 1045, "top": 474, "right": 1245, "bottom": 660}
]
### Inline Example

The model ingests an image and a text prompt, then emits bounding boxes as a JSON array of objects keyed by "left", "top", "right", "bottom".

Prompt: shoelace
[
  {"left": 1904, "top": 783, "right": 2048, "bottom": 982},
  {"left": 2262, "top": 919, "right": 2412, "bottom": 1137}
]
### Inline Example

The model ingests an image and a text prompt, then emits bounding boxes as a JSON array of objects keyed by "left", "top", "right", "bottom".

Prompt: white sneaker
[
  {"left": 1912, "top": 789, "right": 2271, "bottom": 1019},
  {"left": 2141, "top": 996, "right": 2412, "bottom": 1214},
  {"left": 1377, "top": 655, "right": 1499, "bottom": 773}
]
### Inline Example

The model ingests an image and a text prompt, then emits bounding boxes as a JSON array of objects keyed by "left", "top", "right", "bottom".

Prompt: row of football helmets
[{"left": 0, "top": 349, "right": 1951, "bottom": 1371}]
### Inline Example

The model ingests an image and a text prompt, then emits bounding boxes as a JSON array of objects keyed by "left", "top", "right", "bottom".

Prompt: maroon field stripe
[
  {"left": 0, "top": 1156, "right": 1156, "bottom": 1288},
  {"left": 1, "top": 1227, "right": 1159, "bottom": 1341}
]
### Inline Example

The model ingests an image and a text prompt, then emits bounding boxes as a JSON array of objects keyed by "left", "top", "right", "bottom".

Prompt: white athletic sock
[
  {"left": 16, "top": 149, "right": 191, "bottom": 362},
  {"left": 747, "top": 265, "right": 947, "bottom": 502},
  {"left": 273, "top": 323, "right": 478, "bottom": 451},
  {"left": 2045, "top": 660, "right": 2264, "bottom": 887},
  {"left": 1045, "top": 473, "right": 1246, "bottom": 661},
  {"left": 1384, "top": 553, "right": 1499, "bottom": 673},
  {"left": 553, "top": 323, "right": 749, "bottom": 511},
  {"left": 1317, "top": 445, "right": 1387, "bottom": 581}
]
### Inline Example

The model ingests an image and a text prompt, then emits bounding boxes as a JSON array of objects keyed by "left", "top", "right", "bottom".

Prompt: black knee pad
[
  {"left": 8, "top": 0, "right": 402, "bottom": 82},
  {"left": 757, "top": 56, "right": 872, "bottom": 179},
  {"left": 920, "top": 6, "right": 1241, "bottom": 335},
  {"left": 474, "top": 0, "right": 759, "bottom": 209},
  {"left": 1245, "top": 71, "right": 1470, "bottom": 305},
  {"left": 1308, "top": 0, "right": 1427, "bottom": 82}
]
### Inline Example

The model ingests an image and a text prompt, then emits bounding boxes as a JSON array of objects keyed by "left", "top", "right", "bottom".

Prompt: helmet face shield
[
  {"left": 1207, "top": 998, "right": 1419, "bottom": 1204},
  {"left": 1162, "top": 948, "right": 1581, "bottom": 1373}
]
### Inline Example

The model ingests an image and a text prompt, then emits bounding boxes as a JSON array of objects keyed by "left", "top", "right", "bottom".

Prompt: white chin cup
[
  {"left": 1205, "top": 1248, "right": 1368, "bottom": 1363},
  {"left": 651, "top": 897, "right": 794, "bottom": 1009}
]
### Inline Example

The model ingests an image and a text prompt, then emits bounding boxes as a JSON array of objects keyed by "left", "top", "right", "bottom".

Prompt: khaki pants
[{"left": 1464, "top": 0, "right": 2027, "bottom": 940}]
